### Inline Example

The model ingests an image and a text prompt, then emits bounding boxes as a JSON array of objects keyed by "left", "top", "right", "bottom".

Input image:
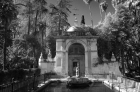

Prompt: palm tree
[
  {"left": 28, "top": 0, "right": 31, "bottom": 35},
  {"left": 31, "top": 0, "right": 49, "bottom": 67},
  {"left": 49, "top": 0, "right": 71, "bottom": 35},
  {"left": 15, "top": 0, "right": 34, "bottom": 35},
  {"left": 38, "top": 21, "right": 47, "bottom": 48},
  {"left": 83, "top": 0, "right": 93, "bottom": 27},
  {"left": 15, "top": 0, "right": 50, "bottom": 67},
  {"left": 32, "top": 0, "right": 48, "bottom": 35}
]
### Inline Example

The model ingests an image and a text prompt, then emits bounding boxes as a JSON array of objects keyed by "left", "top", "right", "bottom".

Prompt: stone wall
[{"left": 39, "top": 62, "right": 55, "bottom": 74}]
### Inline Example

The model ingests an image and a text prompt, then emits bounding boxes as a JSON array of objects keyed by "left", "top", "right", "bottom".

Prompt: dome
[
  {"left": 67, "top": 26, "right": 77, "bottom": 32},
  {"left": 66, "top": 26, "right": 86, "bottom": 32},
  {"left": 65, "top": 26, "right": 98, "bottom": 36}
]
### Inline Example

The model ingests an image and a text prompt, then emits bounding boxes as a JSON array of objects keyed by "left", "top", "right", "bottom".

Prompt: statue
[
  {"left": 47, "top": 49, "right": 52, "bottom": 61},
  {"left": 39, "top": 52, "right": 44, "bottom": 66},
  {"left": 76, "top": 64, "right": 79, "bottom": 77}
]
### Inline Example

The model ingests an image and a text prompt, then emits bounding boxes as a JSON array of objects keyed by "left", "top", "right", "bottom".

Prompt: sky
[{"left": 48, "top": 0, "right": 115, "bottom": 26}]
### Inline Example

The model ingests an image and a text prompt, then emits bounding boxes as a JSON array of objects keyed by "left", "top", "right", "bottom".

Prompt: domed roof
[
  {"left": 66, "top": 26, "right": 88, "bottom": 32},
  {"left": 67, "top": 26, "right": 95, "bottom": 32},
  {"left": 67, "top": 26, "right": 77, "bottom": 32}
]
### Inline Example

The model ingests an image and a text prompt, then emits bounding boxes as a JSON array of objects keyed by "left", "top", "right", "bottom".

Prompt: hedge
[{"left": 0, "top": 68, "right": 40, "bottom": 85}]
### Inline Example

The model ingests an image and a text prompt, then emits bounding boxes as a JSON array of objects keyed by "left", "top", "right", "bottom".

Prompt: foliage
[
  {"left": 97, "top": 0, "right": 140, "bottom": 77},
  {"left": 6, "top": 0, "right": 50, "bottom": 69},
  {"left": 32, "top": 0, "right": 49, "bottom": 38},
  {"left": 0, "top": 0, "right": 72, "bottom": 70},
  {"left": 16, "top": 0, "right": 35, "bottom": 35},
  {"left": 47, "top": 0, "right": 72, "bottom": 58},
  {"left": 94, "top": 0, "right": 108, "bottom": 22},
  {"left": 100, "top": 0, "right": 108, "bottom": 13},
  {"left": 46, "top": 36, "right": 56, "bottom": 58},
  {"left": 49, "top": 0, "right": 72, "bottom": 35},
  {"left": 97, "top": 0, "right": 135, "bottom": 61},
  {"left": 9, "top": 34, "right": 42, "bottom": 68},
  {"left": 0, "top": 68, "right": 40, "bottom": 85},
  {"left": 0, "top": 0, "right": 18, "bottom": 70}
]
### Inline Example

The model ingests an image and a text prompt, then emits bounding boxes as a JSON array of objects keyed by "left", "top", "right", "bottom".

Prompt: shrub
[{"left": 0, "top": 68, "right": 41, "bottom": 85}]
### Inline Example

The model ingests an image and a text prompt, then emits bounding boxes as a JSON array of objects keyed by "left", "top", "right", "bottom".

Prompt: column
[
  {"left": 88, "top": 51, "right": 92, "bottom": 74},
  {"left": 90, "top": 38, "right": 98, "bottom": 74},
  {"left": 87, "top": 39, "right": 92, "bottom": 75},
  {"left": 85, "top": 51, "right": 88, "bottom": 76},
  {"left": 62, "top": 40, "right": 66, "bottom": 75},
  {"left": 65, "top": 51, "right": 68, "bottom": 76}
]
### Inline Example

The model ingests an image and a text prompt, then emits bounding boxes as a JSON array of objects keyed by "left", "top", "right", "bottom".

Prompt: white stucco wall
[
  {"left": 54, "top": 37, "right": 98, "bottom": 76},
  {"left": 39, "top": 62, "right": 55, "bottom": 74}
]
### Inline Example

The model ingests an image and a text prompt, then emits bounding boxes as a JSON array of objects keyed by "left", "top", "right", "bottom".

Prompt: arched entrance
[{"left": 68, "top": 43, "right": 85, "bottom": 77}]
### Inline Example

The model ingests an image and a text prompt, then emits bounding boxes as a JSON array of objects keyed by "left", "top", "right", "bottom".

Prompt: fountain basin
[{"left": 66, "top": 76, "right": 92, "bottom": 88}]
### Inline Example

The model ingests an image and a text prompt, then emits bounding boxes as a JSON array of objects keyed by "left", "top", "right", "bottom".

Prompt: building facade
[{"left": 54, "top": 26, "right": 98, "bottom": 76}]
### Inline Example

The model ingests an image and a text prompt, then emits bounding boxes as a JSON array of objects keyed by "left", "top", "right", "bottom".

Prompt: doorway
[
  {"left": 73, "top": 62, "right": 79, "bottom": 76},
  {"left": 68, "top": 43, "right": 85, "bottom": 77}
]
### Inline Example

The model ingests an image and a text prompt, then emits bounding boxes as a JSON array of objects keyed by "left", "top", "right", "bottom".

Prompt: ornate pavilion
[{"left": 54, "top": 16, "right": 99, "bottom": 76}]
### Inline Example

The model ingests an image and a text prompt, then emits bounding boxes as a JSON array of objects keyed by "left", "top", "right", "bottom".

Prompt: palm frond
[{"left": 33, "top": 0, "right": 47, "bottom": 6}]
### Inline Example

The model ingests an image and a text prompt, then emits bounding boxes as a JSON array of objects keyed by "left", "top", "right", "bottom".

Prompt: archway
[{"left": 68, "top": 43, "right": 85, "bottom": 77}]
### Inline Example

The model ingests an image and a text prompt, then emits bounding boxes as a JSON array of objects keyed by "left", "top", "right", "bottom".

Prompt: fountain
[{"left": 66, "top": 65, "right": 92, "bottom": 88}]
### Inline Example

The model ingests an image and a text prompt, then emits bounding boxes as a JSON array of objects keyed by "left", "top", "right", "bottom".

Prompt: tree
[
  {"left": 15, "top": 0, "right": 50, "bottom": 67},
  {"left": 32, "top": 0, "right": 48, "bottom": 35},
  {"left": 49, "top": 0, "right": 72, "bottom": 35},
  {"left": 97, "top": 12, "right": 114, "bottom": 63},
  {"left": 97, "top": 0, "right": 140, "bottom": 78},
  {"left": 15, "top": 0, "right": 35, "bottom": 35},
  {"left": 0, "top": 0, "right": 18, "bottom": 70},
  {"left": 48, "top": 0, "right": 72, "bottom": 58},
  {"left": 11, "top": 34, "right": 42, "bottom": 68}
]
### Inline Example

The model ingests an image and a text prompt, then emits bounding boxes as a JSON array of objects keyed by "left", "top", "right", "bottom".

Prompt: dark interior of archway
[{"left": 68, "top": 43, "right": 85, "bottom": 55}]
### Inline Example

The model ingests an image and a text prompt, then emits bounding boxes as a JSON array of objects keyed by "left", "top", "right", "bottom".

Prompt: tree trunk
[
  {"left": 3, "top": 21, "right": 8, "bottom": 71},
  {"left": 28, "top": 0, "right": 31, "bottom": 34},
  {"left": 3, "top": 34, "right": 6, "bottom": 71},
  {"left": 99, "top": 4, "right": 103, "bottom": 22},
  {"left": 58, "top": 13, "right": 61, "bottom": 35},
  {"left": 88, "top": 4, "right": 93, "bottom": 27},
  {"left": 120, "top": 44, "right": 125, "bottom": 75},
  {"left": 33, "top": 46, "right": 37, "bottom": 68},
  {"left": 41, "top": 29, "right": 43, "bottom": 48},
  {"left": 34, "top": 10, "right": 39, "bottom": 35}
]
